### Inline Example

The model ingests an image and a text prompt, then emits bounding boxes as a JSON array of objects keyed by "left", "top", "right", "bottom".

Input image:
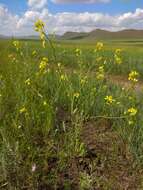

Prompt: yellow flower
[
  {"left": 127, "top": 107, "right": 137, "bottom": 116},
  {"left": 60, "top": 74, "right": 67, "bottom": 81},
  {"left": 39, "top": 62, "right": 47, "bottom": 71},
  {"left": 96, "top": 66, "right": 105, "bottom": 80},
  {"left": 114, "top": 55, "right": 122, "bottom": 65},
  {"left": 75, "top": 48, "right": 82, "bottom": 56},
  {"left": 57, "top": 62, "right": 61, "bottom": 67},
  {"left": 80, "top": 76, "right": 87, "bottom": 86},
  {"left": 42, "top": 57, "right": 48, "bottom": 62},
  {"left": 13, "top": 41, "right": 20, "bottom": 51},
  {"left": 35, "top": 20, "right": 46, "bottom": 48},
  {"left": 128, "top": 71, "right": 139, "bottom": 83},
  {"left": 115, "top": 48, "right": 122, "bottom": 55},
  {"left": 80, "top": 79, "right": 86, "bottom": 85},
  {"left": 73, "top": 92, "right": 80, "bottom": 99},
  {"left": 35, "top": 20, "right": 45, "bottom": 32},
  {"left": 128, "top": 120, "right": 134, "bottom": 125},
  {"left": 95, "top": 42, "right": 104, "bottom": 51},
  {"left": 19, "top": 107, "right": 27, "bottom": 114},
  {"left": 25, "top": 78, "right": 31, "bottom": 86},
  {"left": 105, "top": 95, "right": 115, "bottom": 104},
  {"left": 43, "top": 101, "right": 47, "bottom": 106},
  {"left": 39, "top": 57, "right": 48, "bottom": 72}
]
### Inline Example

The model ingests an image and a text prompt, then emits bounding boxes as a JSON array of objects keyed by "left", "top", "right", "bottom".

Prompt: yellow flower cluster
[
  {"left": 104, "top": 95, "right": 115, "bottom": 105},
  {"left": 75, "top": 48, "right": 82, "bottom": 56},
  {"left": 128, "top": 71, "right": 139, "bottom": 83},
  {"left": 13, "top": 41, "right": 21, "bottom": 51},
  {"left": 96, "top": 66, "right": 105, "bottom": 80},
  {"left": 80, "top": 76, "right": 87, "bottom": 86},
  {"left": 19, "top": 107, "right": 27, "bottom": 114},
  {"left": 127, "top": 107, "right": 137, "bottom": 116},
  {"left": 39, "top": 57, "right": 48, "bottom": 72},
  {"left": 35, "top": 20, "right": 45, "bottom": 32},
  {"left": 114, "top": 48, "right": 122, "bottom": 65},
  {"left": 115, "top": 48, "right": 122, "bottom": 55},
  {"left": 73, "top": 92, "right": 80, "bottom": 99},
  {"left": 114, "top": 55, "right": 122, "bottom": 65},
  {"left": 25, "top": 78, "right": 31, "bottom": 86},
  {"left": 60, "top": 74, "right": 67, "bottom": 81},
  {"left": 35, "top": 20, "right": 46, "bottom": 48},
  {"left": 95, "top": 42, "right": 104, "bottom": 51}
]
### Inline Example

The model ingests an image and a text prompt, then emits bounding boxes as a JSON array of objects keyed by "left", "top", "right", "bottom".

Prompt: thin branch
[
  {"left": 44, "top": 32, "right": 57, "bottom": 62},
  {"left": 90, "top": 115, "right": 128, "bottom": 120}
]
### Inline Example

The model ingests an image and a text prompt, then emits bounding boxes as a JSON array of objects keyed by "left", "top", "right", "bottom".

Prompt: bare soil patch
[{"left": 66, "top": 119, "right": 143, "bottom": 190}]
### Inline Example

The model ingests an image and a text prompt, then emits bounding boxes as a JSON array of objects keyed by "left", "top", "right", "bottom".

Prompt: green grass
[
  {"left": 0, "top": 38, "right": 143, "bottom": 189},
  {"left": 4, "top": 38, "right": 143, "bottom": 75}
]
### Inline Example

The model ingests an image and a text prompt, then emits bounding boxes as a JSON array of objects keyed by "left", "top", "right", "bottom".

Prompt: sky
[{"left": 0, "top": 0, "right": 143, "bottom": 36}]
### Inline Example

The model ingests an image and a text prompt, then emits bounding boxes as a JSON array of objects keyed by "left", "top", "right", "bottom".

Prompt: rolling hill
[
  {"left": 60, "top": 29, "right": 143, "bottom": 41},
  {"left": 1, "top": 29, "right": 143, "bottom": 41}
]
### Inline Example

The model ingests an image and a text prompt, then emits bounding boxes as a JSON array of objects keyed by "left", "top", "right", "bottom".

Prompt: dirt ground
[{"left": 66, "top": 119, "right": 143, "bottom": 190}]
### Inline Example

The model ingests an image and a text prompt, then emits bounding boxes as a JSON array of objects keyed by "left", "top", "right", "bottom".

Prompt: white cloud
[
  {"left": 0, "top": 5, "right": 18, "bottom": 36},
  {"left": 0, "top": 3, "right": 143, "bottom": 36},
  {"left": 28, "top": 0, "right": 47, "bottom": 10},
  {"left": 118, "top": 8, "right": 143, "bottom": 28},
  {"left": 16, "top": 9, "right": 50, "bottom": 35},
  {"left": 49, "top": 12, "right": 117, "bottom": 34},
  {"left": 51, "top": 0, "right": 110, "bottom": 3}
]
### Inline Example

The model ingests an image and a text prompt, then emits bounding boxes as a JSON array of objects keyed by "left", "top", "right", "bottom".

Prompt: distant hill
[
  {"left": 0, "top": 35, "right": 9, "bottom": 39},
  {"left": 1, "top": 29, "right": 143, "bottom": 41},
  {"left": 60, "top": 31, "right": 88, "bottom": 40},
  {"left": 60, "top": 29, "right": 143, "bottom": 41}
]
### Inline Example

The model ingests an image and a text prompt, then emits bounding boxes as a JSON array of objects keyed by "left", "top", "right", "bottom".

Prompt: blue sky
[
  {"left": 48, "top": 0, "right": 143, "bottom": 15},
  {"left": 0, "top": 0, "right": 143, "bottom": 36},
  {"left": 1, "top": 0, "right": 143, "bottom": 15}
]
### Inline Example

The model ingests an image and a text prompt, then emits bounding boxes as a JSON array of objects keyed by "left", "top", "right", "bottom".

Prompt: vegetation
[{"left": 0, "top": 21, "right": 143, "bottom": 189}]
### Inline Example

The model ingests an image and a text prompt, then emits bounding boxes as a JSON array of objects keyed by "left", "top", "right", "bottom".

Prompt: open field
[
  {"left": 1, "top": 38, "right": 143, "bottom": 75},
  {"left": 1, "top": 37, "right": 143, "bottom": 189}
]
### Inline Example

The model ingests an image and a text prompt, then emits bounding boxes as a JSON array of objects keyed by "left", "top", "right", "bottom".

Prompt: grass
[
  {"left": 5, "top": 38, "right": 143, "bottom": 75},
  {"left": 0, "top": 36, "right": 143, "bottom": 189}
]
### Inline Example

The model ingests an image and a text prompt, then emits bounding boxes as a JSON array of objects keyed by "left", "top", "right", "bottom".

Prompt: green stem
[
  {"left": 44, "top": 32, "right": 57, "bottom": 62},
  {"left": 90, "top": 115, "right": 128, "bottom": 120}
]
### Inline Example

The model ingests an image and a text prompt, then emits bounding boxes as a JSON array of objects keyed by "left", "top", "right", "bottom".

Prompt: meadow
[{"left": 0, "top": 22, "right": 143, "bottom": 189}]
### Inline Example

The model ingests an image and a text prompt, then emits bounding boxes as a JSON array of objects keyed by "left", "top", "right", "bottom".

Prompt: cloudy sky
[{"left": 0, "top": 0, "right": 143, "bottom": 36}]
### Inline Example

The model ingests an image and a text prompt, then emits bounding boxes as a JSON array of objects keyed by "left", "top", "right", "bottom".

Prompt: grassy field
[{"left": 1, "top": 35, "right": 143, "bottom": 189}]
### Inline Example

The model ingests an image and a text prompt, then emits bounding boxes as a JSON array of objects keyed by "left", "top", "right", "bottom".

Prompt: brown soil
[
  {"left": 107, "top": 75, "right": 143, "bottom": 92},
  {"left": 68, "top": 119, "right": 143, "bottom": 190}
]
